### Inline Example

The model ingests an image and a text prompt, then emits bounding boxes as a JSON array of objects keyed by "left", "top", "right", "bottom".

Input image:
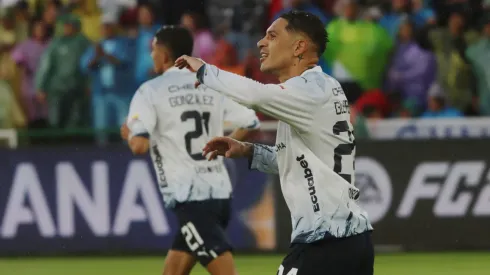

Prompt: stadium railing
[{"left": 2, "top": 117, "right": 490, "bottom": 149}]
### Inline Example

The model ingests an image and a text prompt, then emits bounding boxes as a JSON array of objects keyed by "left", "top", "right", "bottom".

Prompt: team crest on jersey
[{"left": 130, "top": 114, "right": 139, "bottom": 121}]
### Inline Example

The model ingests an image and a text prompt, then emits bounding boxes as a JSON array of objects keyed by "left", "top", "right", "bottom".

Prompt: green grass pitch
[{"left": 1, "top": 253, "right": 489, "bottom": 275}]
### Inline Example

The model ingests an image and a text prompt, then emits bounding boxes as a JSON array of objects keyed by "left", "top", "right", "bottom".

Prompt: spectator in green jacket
[
  {"left": 324, "top": 1, "right": 392, "bottom": 103},
  {"left": 429, "top": 11, "right": 479, "bottom": 114},
  {"left": 466, "top": 15, "right": 490, "bottom": 116},
  {"left": 35, "top": 14, "right": 91, "bottom": 129}
]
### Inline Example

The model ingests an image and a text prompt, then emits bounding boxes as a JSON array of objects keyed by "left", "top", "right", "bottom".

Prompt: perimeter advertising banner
[
  {"left": 276, "top": 140, "right": 490, "bottom": 251},
  {"left": 0, "top": 147, "right": 276, "bottom": 256},
  {"left": 366, "top": 118, "right": 490, "bottom": 139}
]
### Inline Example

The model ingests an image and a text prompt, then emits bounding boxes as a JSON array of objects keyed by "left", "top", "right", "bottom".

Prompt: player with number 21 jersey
[
  {"left": 127, "top": 68, "right": 258, "bottom": 208},
  {"left": 123, "top": 26, "right": 259, "bottom": 275}
]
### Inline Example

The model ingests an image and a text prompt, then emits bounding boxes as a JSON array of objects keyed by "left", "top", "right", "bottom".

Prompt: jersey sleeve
[
  {"left": 198, "top": 64, "right": 323, "bottom": 132},
  {"left": 223, "top": 96, "right": 261, "bottom": 129},
  {"left": 127, "top": 86, "right": 157, "bottom": 138},
  {"left": 249, "top": 144, "right": 278, "bottom": 174}
]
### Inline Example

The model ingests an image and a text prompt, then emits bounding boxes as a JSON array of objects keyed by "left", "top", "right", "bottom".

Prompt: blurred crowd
[{"left": 0, "top": 0, "right": 490, "bottom": 136}]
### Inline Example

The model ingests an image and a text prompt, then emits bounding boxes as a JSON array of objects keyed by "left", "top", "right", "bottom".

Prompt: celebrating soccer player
[
  {"left": 176, "top": 10, "right": 374, "bottom": 275},
  {"left": 122, "top": 26, "right": 260, "bottom": 275}
]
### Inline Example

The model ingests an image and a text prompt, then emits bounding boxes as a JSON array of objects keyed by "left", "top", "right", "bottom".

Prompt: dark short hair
[
  {"left": 280, "top": 10, "right": 328, "bottom": 57},
  {"left": 154, "top": 25, "right": 194, "bottom": 61}
]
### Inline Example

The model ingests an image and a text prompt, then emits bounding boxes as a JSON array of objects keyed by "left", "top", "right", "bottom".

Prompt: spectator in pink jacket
[
  {"left": 181, "top": 12, "right": 216, "bottom": 62},
  {"left": 11, "top": 19, "right": 49, "bottom": 128}
]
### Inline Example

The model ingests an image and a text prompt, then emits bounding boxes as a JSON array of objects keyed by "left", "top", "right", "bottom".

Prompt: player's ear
[
  {"left": 160, "top": 45, "right": 171, "bottom": 64},
  {"left": 293, "top": 39, "right": 307, "bottom": 58}
]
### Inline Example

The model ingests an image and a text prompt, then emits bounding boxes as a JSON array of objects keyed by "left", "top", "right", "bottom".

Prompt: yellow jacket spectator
[
  {"left": 71, "top": 0, "right": 102, "bottom": 42},
  {"left": 429, "top": 11, "right": 479, "bottom": 113},
  {"left": 0, "top": 81, "right": 26, "bottom": 129}
]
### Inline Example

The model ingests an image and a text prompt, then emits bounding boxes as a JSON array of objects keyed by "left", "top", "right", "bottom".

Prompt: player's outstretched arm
[
  {"left": 203, "top": 137, "right": 278, "bottom": 175},
  {"left": 223, "top": 96, "right": 261, "bottom": 141},
  {"left": 175, "top": 55, "right": 322, "bottom": 133}
]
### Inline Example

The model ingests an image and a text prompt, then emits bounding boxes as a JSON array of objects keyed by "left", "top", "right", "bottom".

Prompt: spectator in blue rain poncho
[{"left": 81, "top": 14, "right": 131, "bottom": 144}]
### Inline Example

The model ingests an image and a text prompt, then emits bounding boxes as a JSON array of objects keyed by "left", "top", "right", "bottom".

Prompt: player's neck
[
  {"left": 161, "top": 62, "right": 175, "bottom": 74},
  {"left": 277, "top": 59, "right": 318, "bottom": 83}
]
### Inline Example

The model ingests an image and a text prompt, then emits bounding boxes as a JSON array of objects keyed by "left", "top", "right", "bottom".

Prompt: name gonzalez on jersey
[{"left": 168, "top": 83, "right": 215, "bottom": 108}]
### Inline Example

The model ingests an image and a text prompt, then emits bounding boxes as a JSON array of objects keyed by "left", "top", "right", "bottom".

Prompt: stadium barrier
[
  {"left": 0, "top": 146, "right": 277, "bottom": 256},
  {"left": 1, "top": 140, "right": 490, "bottom": 256},
  {"left": 366, "top": 117, "right": 490, "bottom": 139},
  {"left": 2, "top": 117, "right": 490, "bottom": 149},
  {"left": 276, "top": 139, "right": 490, "bottom": 251}
]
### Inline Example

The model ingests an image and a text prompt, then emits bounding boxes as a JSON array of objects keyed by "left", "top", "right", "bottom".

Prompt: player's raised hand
[
  {"left": 202, "top": 137, "right": 252, "bottom": 161},
  {"left": 175, "top": 55, "right": 205, "bottom": 72}
]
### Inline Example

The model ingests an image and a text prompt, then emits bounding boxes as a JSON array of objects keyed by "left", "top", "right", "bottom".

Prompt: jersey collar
[
  {"left": 301, "top": 66, "right": 322, "bottom": 76},
  {"left": 164, "top": 66, "right": 190, "bottom": 74}
]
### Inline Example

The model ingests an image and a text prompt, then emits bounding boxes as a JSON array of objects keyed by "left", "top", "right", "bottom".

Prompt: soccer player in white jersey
[
  {"left": 175, "top": 10, "right": 374, "bottom": 275},
  {"left": 121, "top": 26, "right": 260, "bottom": 275}
]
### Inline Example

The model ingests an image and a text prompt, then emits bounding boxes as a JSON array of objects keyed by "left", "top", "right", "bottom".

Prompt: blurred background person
[
  {"left": 0, "top": 9, "right": 21, "bottom": 96},
  {"left": 324, "top": 0, "right": 392, "bottom": 103},
  {"left": 226, "top": 0, "right": 267, "bottom": 62},
  {"left": 81, "top": 14, "right": 131, "bottom": 145},
  {"left": 0, "top": 11, "right": 25, "bottom": 130},
  {"left": 429, "top": 11, "right": 479, "bottom": 115},
  {"left": 421, "top": 83, "right": 463, "bottom": 118},
  {"left": 410, "top": 0, "right": 436, "bottom": 28},
  {"left": 69, "top": 0, "right": 102, "bottom": 43},
  {"left": 212, "top": 39, "right": 246, "bottom": 76},
  {"left": 162, "top": 0, "right": 207, "bottom": 25},
  {"left": 385, "top": 19, "right": 436, "bottom": 111},
  {"left": 97, "top": 0, "right": 137, "bottom": 21},
  {"left": 349, "top": 103, "right": 370, "bottom": 139},
  {"left": 12, "top": 0, "right": 30, "bottom": 42},
  {"left": 362, "top": 6, "right": 383, "bottom": 23},
  {"left": 0, "top": 79, "right": 26, "bottom": 130},
  {"left": 269, "top": 0, "right": 329, "bottom": 25},
  {"left": 11, "top": 19, "right": 49, "bottom": 129},
  {"left": 466, "top": 15, "right": 490, "bottom": 116},
  {"left": 485, "top": 0, "right": 490, "bottom": 11},
  {"left": 380, "top": 0, "right": 410, "bottom": 38},
  {"left": 133, "top": 3, "right": 160, "bottom": 87},
  {"left": 40, "top": 0, "right": 63, "bottom": 39},
  {"left": 137, "top": 0, "right": 164, "bottom": 24},
  {"left": 181, "top": 11, "right": 216, "bottom": 62},
  {"left": 432, "top": 0, "right": 483, "bottom": 29},
  {"left": 35, "top": 14, "right": 90, "bottom": 129}
]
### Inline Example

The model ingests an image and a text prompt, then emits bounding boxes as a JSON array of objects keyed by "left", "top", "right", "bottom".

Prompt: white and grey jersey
[
  {"left": 127, "top": 67, "right": 260, "bottom": 208},
  {"left": 197, "top": 64, "right": 373, "bottom": 244}
]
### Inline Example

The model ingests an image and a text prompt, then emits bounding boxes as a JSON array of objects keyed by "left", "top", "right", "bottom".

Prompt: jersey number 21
[{"left": 181, "top": 110, "right": 210, "bottom": 161}]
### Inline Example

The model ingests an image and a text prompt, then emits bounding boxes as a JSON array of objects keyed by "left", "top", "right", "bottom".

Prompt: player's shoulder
[
  {"left": 287, "top": 66, "right": 342, "bottom": 100},
  {"left": 143, "top": 68, "right": 199, "bottom": 96},
  {"left": 140, "top": 74, "right": 169, "bottom": 94}
]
